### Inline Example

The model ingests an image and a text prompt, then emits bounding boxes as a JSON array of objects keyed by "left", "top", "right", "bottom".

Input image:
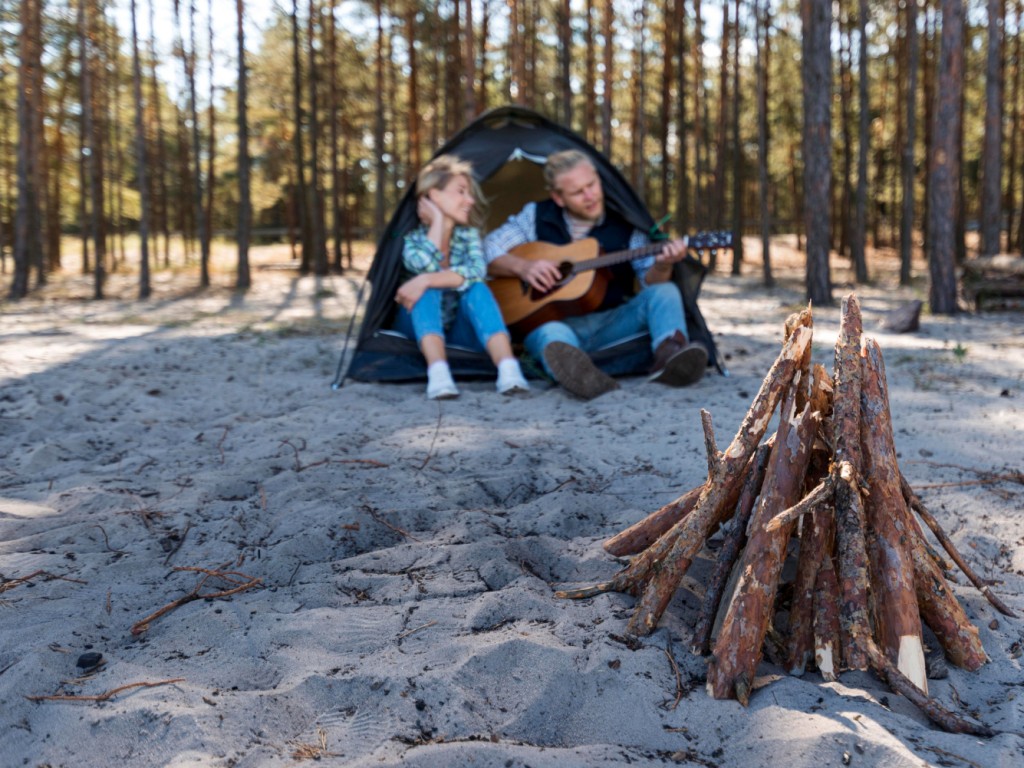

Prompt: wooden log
[
  {"left": 707, "top": 380, "right": 821, "bottom": 701},
  {"left": 813, "top": 550, "right": 843, "bottom": 681},
  {"left": 832, "top": 294, "right": 864, "bottom": 471},
  {"left": 900, "top": 472, "right": 1017, "bottom": 618},
  {"left": 690, "top": 441, "right": 773, "bottom": 656},
  {"left": 830, "top": 295, "right": 870, "bottom": 670},
  {"left": 621, "top": 325, "right": 814, "bottom": 635},
  {"left": 863, "top": 639, "right": 995, "bottom": 737},
  {"left": 603, "top": 484, "right": 703, "bottom": 557},
  {"left": 764, "top": 476, "right": 833, "bottom": 534},
  {"left": 833, "top": 460, "right": 873, "bottom": 670},
  {"left": 787, "top": 503, "right": 835, "bottom": 675},
  {"left": 860, "top": 338, "right": 928, "bottom": 692},
  {"left": 910, "top": 537, "right": 988, "bottom": 671}
]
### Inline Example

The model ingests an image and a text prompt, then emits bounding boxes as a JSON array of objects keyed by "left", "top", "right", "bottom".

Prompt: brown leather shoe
[
  {"left": 543, "top": 342, "right": 620, "bottom": 400},
  {"left": 649, "top": 332, "right": 707, "bottom": 387}
]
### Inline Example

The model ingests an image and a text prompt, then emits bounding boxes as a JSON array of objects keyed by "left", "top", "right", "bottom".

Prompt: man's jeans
[
  {"left": 525, "top": 282, "right": 687, "bottom": 376},
  {"left": 395, "top": 281, "right": 509, "bottom": 352}
]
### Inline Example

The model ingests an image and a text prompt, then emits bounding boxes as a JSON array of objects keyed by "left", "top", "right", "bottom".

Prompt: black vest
[{"left": 534, "top": 199, "right": 638, "bottom": 310}]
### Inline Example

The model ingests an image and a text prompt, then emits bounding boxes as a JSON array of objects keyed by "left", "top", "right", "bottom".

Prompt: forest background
[{"left": 1, "top": 0, "right": 1022, "bottom": 314}]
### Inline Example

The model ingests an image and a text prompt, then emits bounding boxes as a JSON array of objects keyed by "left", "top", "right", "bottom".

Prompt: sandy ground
[{"left": 1, "top": 242, "right": 1022, "bottom": 767}]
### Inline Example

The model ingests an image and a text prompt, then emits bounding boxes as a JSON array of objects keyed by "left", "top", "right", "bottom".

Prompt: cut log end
[
  {"left": 897, "top": 634, "right": 929, "bottom": 696},
  {"left": 815, "top": 644, "right": 838, "bottom": 682}
]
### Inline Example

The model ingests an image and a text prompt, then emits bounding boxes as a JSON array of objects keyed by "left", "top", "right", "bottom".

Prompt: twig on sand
[
  {"left": 92, "top": 524, "right": 128, "bottom": 555},
  {"left": 26, "top": 678, "right": 185, "bottom": 703},
  {"left": 362, "top": 504, "right": 420, "bottom": 542},
  {"left": 397, "top": 620, "right": 437, "bottom": 640},
  {"left": 216, "top": 426, "right": 230, "bottom": 464},
  {"left": 664, "top": 641, "right": 685, "bottom": 710},
  {"left": 162, "top": 521, "right": 192, "bottom": 567},
  {"left": 290, "top": 728, "right": 341, "bottom": 761},
  {"left": 417, "top": 408, "right": 444, "bottom": 471},
  {"left": 130, "top": 567, "right": 262, "bottom": 635},
  {"left": 1, "top": 571, "right": 87, "bottom": 595}
]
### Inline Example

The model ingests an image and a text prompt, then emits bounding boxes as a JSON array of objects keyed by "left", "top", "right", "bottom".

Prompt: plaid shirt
[
  {"left": 402, "top": 225, "right": 487, "bottom": 291},
  {"left": 481, "top": 202, "right": 656, "bottom": 285}
]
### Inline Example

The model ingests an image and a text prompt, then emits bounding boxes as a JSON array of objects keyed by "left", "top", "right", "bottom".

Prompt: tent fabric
[{"left": 340, "top": 105, "right": 723, "bottom": 384}]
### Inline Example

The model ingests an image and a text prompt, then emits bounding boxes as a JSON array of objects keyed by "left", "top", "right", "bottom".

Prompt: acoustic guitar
[{"left": 488, "top": 231, "right": 732, "bottom": 336}]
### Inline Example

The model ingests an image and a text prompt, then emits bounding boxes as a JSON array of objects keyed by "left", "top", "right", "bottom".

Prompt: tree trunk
[
  {"left": 131, "top": 0, "right": 152, "bottom": 299},
  {"left": 327, "top": 1, "right": 342, "bottom": 272},
  {"left": 926, "top": 0, "right": 964, "bottom": 315},
  {"left": 730, "top": 0, "right": 743, "bottom": 276},
  {"left": 801, "top": 0, "right": 833, "bottom": 306},
  {"left": 630, "top": 3, "right": 647, "bottom": 196},
  {"left": 601, "top": 0, "right": 613, "bottom": 155},
  {"left": 980, "top": 0, "right": 1005, "bottom": 256},
  {"left": 900, "top": 0, "right": 920, "bottom": 286},
  {"left": 373, "top": 0, "right": 386, "bottom": 239},
  {"left": 308, "top": 0, "right": 328, "bottom": 275},
  {"left": 1005, "top": 0, "right": 1022, "bottom": 250},
  {"left": 852, "top": 0, "right": 870, "bottom": 283},
  {"left": 292, "top": 0, "right": 312, "bottom": 268},
  {"left": 714, "top": 0, "right": 730, "bottom": 237},
  {"left": 182, "top": 1, "right": 209, "bottom": 286},
  {"left": 236, "top": 0, "right": 252, "bottom": 289},
  {"left": 585, "top": 0, "right": 593, "bottom": 143},
  {"left": 661, "top": 0, "right": 675, "bottom": 217},
  {"left": 10, "top": 0, "right": 40, "bottom": 299},
  {"left": 84, "top": 0, "right": 106, "bottom": 299},
  {"left": 675, "top": 0, "right": 689, "bottom": 233},
  {"left": 149, "top": 0, "right": 171, "bottom": 267},
  {"left": 836, "top": 7, "right": 853, "bottom": 258},
  {"left": 558, "top": 0, "right": 572, "bottom": 127},
  {"left": 757, "top": 0, "right": 774, "bottom": 287},
  {"left": 463, "top": 0, "right": 477, "bottom": 123}
]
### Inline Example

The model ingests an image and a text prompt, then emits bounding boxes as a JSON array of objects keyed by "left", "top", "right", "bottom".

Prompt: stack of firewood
[{"left": 559, "top": 296, "right": 1013, "bottom": 736}]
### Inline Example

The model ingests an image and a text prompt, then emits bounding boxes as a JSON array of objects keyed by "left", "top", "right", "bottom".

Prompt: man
[{"left": 482, "top": 149, "right": 707, "bottom": 399}]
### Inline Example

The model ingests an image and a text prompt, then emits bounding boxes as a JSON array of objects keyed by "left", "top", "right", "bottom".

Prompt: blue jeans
[
  {"left": 395, "top": 281, "right": 510, "bottom": 352},
  {"left": 525, "top": 282, "right": 687, "bottom": 376}
]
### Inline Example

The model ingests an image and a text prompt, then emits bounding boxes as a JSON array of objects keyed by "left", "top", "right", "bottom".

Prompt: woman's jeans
[
  {"left": 524, "top": 282, "right": 688, "bottom": 376},
  {"left": 395, "top": 281, "right": 509, "bottom": 352}
]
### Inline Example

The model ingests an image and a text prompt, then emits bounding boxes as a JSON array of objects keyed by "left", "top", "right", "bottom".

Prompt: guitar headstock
[{"left": 687, "top": 230, "right": 734, "bottom": 253}]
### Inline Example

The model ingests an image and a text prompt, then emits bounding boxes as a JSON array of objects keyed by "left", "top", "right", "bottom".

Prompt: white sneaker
[
  {"left": 426, "top": 369, "right": 459, "bottom": 400},
  {"left": 496, "top": 368, "right": 530, "bottom": 395}
]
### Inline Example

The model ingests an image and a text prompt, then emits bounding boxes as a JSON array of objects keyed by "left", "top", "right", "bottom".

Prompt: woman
[{"left": 395, "top": 155, "right": 529, "bottom": 400}]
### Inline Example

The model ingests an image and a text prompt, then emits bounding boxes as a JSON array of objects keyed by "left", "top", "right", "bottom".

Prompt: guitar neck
[{"left": 573, "top": 242, "right": 665, "bottom": 273}]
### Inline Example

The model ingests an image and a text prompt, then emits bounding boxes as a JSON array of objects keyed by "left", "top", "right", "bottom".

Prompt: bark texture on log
[
  {"left": 831, "top": 296, "right": 870, "bottom": 669},
  {"left": 707, "top": 384, "right": 821, "bottom": 701},
  {"left": 691, "top": 441, "right": 773, "bottom": 656},
  {"left": 814, "top": 550, "right": 843, "bottom": 681},
  {"left": 911, "top": 539, "right": 988, "bottom": 671},
  {"left": 860, "top": 339, "right": 927, "bottom": 692},
  {"left": 834, "top": 461, "right": 873, "bottom": 670},
  {"left": 603, "top": 484, "right": 702, "bottom": 557},
  {"left": 626, "top": 325, "right": 813, "bottom": 635},
  {"left": 788, "top": 505, "right": 835, "bottom": 675}
]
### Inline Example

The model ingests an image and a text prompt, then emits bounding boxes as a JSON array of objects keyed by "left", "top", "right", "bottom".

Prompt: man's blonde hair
[
  {"left": 415, "top": 154, "right": 487, "bottom": 229},
  {"left": 543, "top": 149, "right": 596, "bottom": 192}
]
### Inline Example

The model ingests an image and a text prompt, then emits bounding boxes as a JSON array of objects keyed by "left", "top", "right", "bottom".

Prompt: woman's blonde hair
[{"left": 415, "top": 154, "right": 487, "bottom": 230}]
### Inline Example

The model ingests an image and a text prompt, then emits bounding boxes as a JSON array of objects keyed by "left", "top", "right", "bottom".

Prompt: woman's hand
[
  {"left": 395, "top": 274, "right": 431, "bottom": 311},
  {"left": 417, "top": 196, "right": 443, "bottom": 228}
]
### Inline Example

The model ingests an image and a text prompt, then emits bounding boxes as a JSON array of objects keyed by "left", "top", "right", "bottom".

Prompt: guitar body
[
  {"left": 486, "top": 231, "right": 731, "bottom": 338},
  {"left": 487, "top": 238, "right": 612, "bottom": 336}
]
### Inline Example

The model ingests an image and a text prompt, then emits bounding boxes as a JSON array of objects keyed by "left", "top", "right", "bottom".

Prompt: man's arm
[{"left": 483, "top": 203, "right": 563, "bottom": 292}]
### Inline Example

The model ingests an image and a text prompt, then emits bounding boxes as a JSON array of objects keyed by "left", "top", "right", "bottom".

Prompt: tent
[{"left": 337, "top": 105, "right": 724, "bottom": 386}]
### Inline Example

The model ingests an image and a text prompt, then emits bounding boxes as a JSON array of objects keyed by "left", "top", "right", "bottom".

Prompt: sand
[{"left": 1, "top": 249, "right": 1022, "bottom": 767}]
